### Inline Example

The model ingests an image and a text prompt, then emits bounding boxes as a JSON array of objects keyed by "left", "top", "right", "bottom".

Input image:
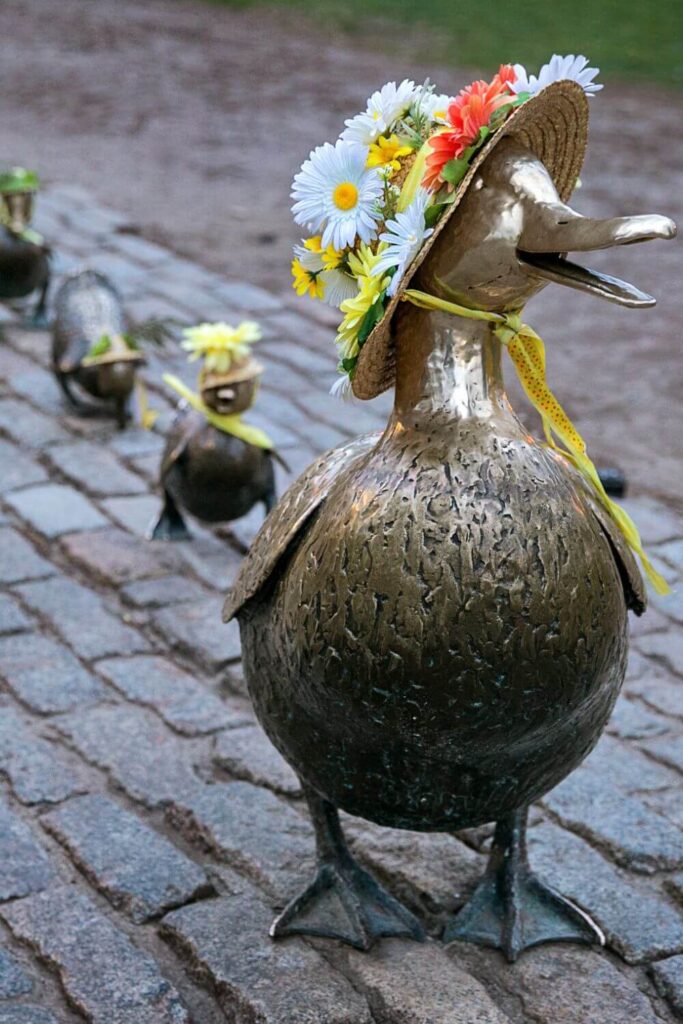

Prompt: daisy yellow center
[{"left": 333, "top": 182, "right": 358, "bottom": 211}]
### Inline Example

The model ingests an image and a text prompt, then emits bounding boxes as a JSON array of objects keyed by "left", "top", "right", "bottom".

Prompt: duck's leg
[
  {"left": 148, "top": 489, "right": 191, "bottom": 541},
  {"left": 444, "top": 806, "right": 603, "bottom": 962},
  {"left": 271, "top": 784, "right": 425, "bottom": 950}
]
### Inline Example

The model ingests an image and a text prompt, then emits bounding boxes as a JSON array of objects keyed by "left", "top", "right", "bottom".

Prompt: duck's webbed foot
[
  {"left": 444, "top": 807, "right": 603, "bottom": 962},
  {"left": 271, "top": 786, "right": 425, "bottom": 951},
  {"left": 148, "top": 491, "right": 191, "bottom": 542}
]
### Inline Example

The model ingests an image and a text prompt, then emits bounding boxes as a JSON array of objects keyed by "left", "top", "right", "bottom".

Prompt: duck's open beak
[{"left": 517, "top": 202, "right": 677, "bottom": 307}]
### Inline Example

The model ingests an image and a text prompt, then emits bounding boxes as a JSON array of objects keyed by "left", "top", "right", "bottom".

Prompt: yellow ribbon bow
[
  {"left": 402, "top": 288, "right": 669, "bottom": 595},
  {"left": 163, "top": 374, "right": 274, "bottom": 450}
]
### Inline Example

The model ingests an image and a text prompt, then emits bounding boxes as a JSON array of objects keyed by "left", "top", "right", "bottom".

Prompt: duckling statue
[
  {"left": 0, "top": 168, "right": 50, "bottom": 327},
  {"left": 149, "top": 321, "right": 277, "bottom": 541},
  {"left": 52, "top": 270, "right": 146, "bottom": 429},
  {"left": 224, "top": 72, "right": 675, "bottom": 961}
]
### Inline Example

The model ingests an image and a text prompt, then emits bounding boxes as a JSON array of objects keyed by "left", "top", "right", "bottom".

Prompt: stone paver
[
  {"left": 152, "top": 598, "right": 241, "bottom": 672},
  {"left": 0, "top": 633, "right": 105, "bottom": 714},
  {"left": 97, "top": 654, "right": 236, "bottom": 735},
  {"left": 0, "top": 529, "right": 54, "bottom": 585},
  {"left": 0, "top": 798, "right": 54, "bottom": 902},
  {"left": 543, "top": 762, "right": 683, "bottom": 873},
  {"left": 1, "top": 887, "right": 190, "bottom": 1023},
  {"left": 0, "top": 947, "right": 33, "bottom": 998},
  {"left": 650, "top": 954, "right": 683, "bottom": 1016},
  {"left": 5, "top": 483, "right": 107, "bottom": 538},
  {"left": 0, "top": 706, "right": 85, "bottom": 805},
  {"left": 168, "top": 781, "right": 314, "bottom": 899},
  {"left": 0, "top": 595, "right": 32, "bottom": 636},
  {"left": 529, "top": 821, "right": 683, "bottom": 964},
  {"left": 46, "top": 441, "right": 147, "bottom": 497},
  {"left": 0, "top": 178, "right": 681, "bottom": 1021},
  {"left": 213, "top": 724, "right": 301, "bottom": 794},
  {"left": 17, "top": 577, "right": 151, "bottom": 660},
  {"left": 161, "top": 883, "right": 373, "bottom": 1024},
  {"left": 0, "top": 439, "right": 48, "bottom": 494},
  {"left": 42, "top": 794, "right": 211, "bottom": 923},
  {"left": 0, "top": 1010, "right": 59, "bottom": 1024},
  {"left": 55, "top": 704, "right": 200, "bottom": 809}
]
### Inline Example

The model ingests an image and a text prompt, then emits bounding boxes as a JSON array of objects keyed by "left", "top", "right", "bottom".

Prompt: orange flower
[{"left": 423, "top": 65, "right": 516, "bottom": 191}]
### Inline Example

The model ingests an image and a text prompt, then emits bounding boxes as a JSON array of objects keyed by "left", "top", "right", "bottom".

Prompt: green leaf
[
  {"left": 87, "top": 334, "right": 112, "bottom": 358},
  {"left": 425, "top": 203, "right": 446, "bottom": 228},
  {"left": 0, "top": 167, "right": 39, "bottom": 194},
  {"left": 441, "top": 158, "right": 470, "bottom": 186},
  {"left": 341, "top": 355, "right": 358, "bottom": 373},
  {"left": 356, "top": 293, "right": 387, "bottom": 347}
]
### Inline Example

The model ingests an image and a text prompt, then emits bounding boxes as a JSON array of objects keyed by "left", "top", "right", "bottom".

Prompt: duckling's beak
[{"left": 517, "top": 201, "right": 677, "bottom": 307}]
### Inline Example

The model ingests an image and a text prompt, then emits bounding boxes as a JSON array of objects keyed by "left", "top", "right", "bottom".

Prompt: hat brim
[
  {"left": 352, "top": 80, "right": 589, "bottom": 401},
  {"left": 200, "top": 359, "right": 263, "bottom": 389}
]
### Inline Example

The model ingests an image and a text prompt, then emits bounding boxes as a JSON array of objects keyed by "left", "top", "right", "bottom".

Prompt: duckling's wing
[
  {"left": 582, "top": 489, "right": 647, "bottom": 616},
  {"left": 224, "top": 431, "right": 381, "bottom": 621}
]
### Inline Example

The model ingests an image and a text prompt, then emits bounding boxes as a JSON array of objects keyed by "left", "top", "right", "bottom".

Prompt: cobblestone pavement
[{"left": 0, "top": 187, "right": 681, "bottom": 1023}]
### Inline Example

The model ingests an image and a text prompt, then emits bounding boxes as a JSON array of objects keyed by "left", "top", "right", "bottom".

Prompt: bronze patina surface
[
  {"left": 52, "top": 270, "right": 139, "bottom": 428},
  {"left": 0, "top": 191, "right": 50, "bottom": 327},
  {"left": 150, "top": 375, "right": 276, "bottom": 541},
  {"left": 225, "top": 140, "right": 674, "bottom": 961}
]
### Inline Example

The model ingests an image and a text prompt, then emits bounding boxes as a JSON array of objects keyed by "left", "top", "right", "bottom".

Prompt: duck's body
[
  {"left": 52, "top": 271, "right": 137, "bottom": 428},
  {"left": 0, "top": 226, "right": 50, "bottom": 325},
  {"left": 239, "top": 405, "right": 633, "bottom": 834},
  {"left": 152, "top": 406, "right": 275, "bottom": 539}
]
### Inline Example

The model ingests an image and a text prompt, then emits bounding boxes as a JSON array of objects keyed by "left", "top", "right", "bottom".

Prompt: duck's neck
[{"left": 389, "top": 306, "right": 520, "bottom": 434}]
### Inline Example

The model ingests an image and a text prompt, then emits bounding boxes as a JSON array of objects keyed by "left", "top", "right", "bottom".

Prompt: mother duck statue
[{"left": 223, "top": 59, "right": 676, "bottom": 962}]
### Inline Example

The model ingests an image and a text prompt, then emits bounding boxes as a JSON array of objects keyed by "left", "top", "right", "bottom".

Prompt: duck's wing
[
  {"left": 224, "top": 431, "right": 381, "bottom": 622},
  {"left": 581, "top": 486, "right": 647, "bottom": 616}
]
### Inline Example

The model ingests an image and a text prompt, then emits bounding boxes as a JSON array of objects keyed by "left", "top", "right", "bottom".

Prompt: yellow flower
[
  {"left": 291, "top": 258, "right": 325, "bottom": 300},
  {"left": 303, "top": 236, "right": 323, "bottom": 253},
  {"left": 181, "top": 320, "right": 261, "bottom": 374},
  {"left": 321, "top": 243, "right": 344, "bottom": 271},
  {"left": 366, "top": 134, "right": 413, "bottom": 174},
  {"left": 335, "top": 248, "right": 390, "bottom": 361},
  {"left": 347, "top": 241, "right": 388, "bottom": 280}
]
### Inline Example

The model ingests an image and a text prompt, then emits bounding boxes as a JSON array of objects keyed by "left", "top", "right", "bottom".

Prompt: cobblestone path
[{"left": 0, "top": 187, "right": 681, "bottom": 1023}]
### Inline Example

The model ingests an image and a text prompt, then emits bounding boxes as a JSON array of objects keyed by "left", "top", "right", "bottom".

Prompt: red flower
[{"left": 423, "top": 64, "right": 516, "bottom": 191}]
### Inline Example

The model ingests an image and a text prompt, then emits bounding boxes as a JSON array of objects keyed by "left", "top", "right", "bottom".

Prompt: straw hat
[
  {"left": 352, "top": 80, "right": 589, "bottom": 400},
  {"left": 82, "top": 334, "right": 146, "bottom": 367},
  {"left": 200, "top": 357, "right": 263, "bottom": 391}
]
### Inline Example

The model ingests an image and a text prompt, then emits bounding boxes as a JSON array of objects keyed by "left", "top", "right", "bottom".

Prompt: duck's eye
[
  {"left": 473, "top": 177, "right": 485, "bottom": 191},
  {"left": 217, "top": 388, "right": 235, "bottom": 401}
]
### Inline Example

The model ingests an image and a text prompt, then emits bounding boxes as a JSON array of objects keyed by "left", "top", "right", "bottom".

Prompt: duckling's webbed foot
[
  {"left": 444, "top": 807, "right": 603, "bottom": 962},
  {"left": 148, "top": 491, "right": 191, "bottom": 541},
  {"left": 271, "top": 786, "right": 425, "bottom": 951}
]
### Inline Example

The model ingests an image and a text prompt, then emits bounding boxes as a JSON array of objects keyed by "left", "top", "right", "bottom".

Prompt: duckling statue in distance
[
  {"left": 224, "top": 75, "right": 676, "bottom": 963},
  {"left": 52, "top": 270, "right": 147, "bottom": 429},
  {"left": 0, "top": 168, "right": 50, "bottom": 327},
  {"left": 149, "top": 322, "right": 278, "bottom": 541}
]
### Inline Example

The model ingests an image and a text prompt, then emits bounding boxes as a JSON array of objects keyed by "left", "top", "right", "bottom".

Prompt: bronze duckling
[
  {"left": 0, "top": 169, "right": 50, "bottom": 327},
  {"left": 150, "top": 322, "right": 277, "bottom": 541},
  {"left": 52, "top": 270, "right": 146, "bottom": 429},
  {"left": 224, "top": 79, "right": 675, "bottom": 962}
]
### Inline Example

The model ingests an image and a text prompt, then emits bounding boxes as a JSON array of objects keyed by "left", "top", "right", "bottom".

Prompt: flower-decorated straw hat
[
  {"left": 82, "top": 332, "right": 146, "bottom": 367},
  {"left": 290, "top": 56, "right": 601, "bottom": 399},
  {"left": 181, "top": 321, "right": 263, "bottom": 392}
]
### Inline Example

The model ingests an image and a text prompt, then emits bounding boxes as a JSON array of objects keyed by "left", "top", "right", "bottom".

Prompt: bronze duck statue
[
  {"left": 150, "top": 322, "right": 277, "bottom": 541},
  {"left": 52, "top": 270, "right": 145, "bottom": 428},
  {"left": 0, "top": 169, "right": 50, "bottom": 327},
  {"left": 223, "top": 80, "right": 675, "bottom": 962}
]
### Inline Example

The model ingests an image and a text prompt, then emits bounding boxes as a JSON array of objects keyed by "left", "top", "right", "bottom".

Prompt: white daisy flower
[
  {"left": 413, "top": 88, "right": 453, "bottom": 126},
  {"left": 329, "top": 375, "right": 354, "bottom": 400},
  {"left": 320, "top": 268, "right": 358, "bottom": 308},
  {"left": 291, "top": 140, "right": 384, "bottom": 250},
  {"left": 511, "top": 54, "right": 603, "bottom": 97},
  {"left": 341, "top": 79, "right": 417, "bottom": 144},
  {"left": 293, "top": 241, "right": 324, "bottom": 273},
  {"left": 374, "top": 189, "right": 434, "bottom": 297}
]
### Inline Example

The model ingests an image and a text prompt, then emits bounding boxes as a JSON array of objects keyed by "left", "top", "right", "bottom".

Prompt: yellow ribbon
[
  {"left": 163, "top": 374, "right": 274, "bottom": 450},
  {"left": 402, "top": 288, "right": 669, "bottom": 595}
]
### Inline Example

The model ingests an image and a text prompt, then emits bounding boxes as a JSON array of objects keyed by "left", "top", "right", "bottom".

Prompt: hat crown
[{"left": 413, "top": 139, "right": 560, "bottom": 313}]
